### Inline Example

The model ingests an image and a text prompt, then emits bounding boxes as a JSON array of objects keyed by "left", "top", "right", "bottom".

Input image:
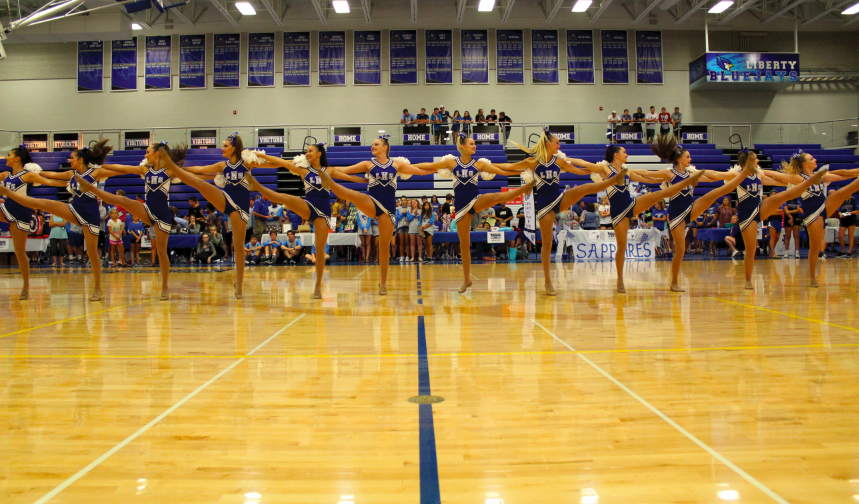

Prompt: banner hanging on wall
[
  {"left": 22, "top": 134, "right": 48, "bottom": 153},
  {"left": 354, "top": 31, "right": 381, "bottom": 85},
  {"left": 425, "top": 30, "right": 453, "bottom": 84},
  {"left": 531, "top": 30, "right": 558, "bottom": 84},
  {"left": 283, "top": 32, "right": 310, "bottom": 86},
  {"left": 496, "top": 29, "right": 523, "bottom": 84},
  {"left": 635, "top": 31, "right": 663, "bottom": 84},
  {"left": 53, "top": 133, "right": 80, "bottom": 152},
  {"left": 248, "top": 33, "right": 275, "bottom": 87},
  {"left": 111, "top": 39, "right": 138, "bottom": 91},
  {"left": 77, "top": 41, "right": 103, "bottom": 92},
  {"left": 390, "top": 30, "right": 417, "bottom": 85},
  {"left": 319, "top": 31, "right": 346, "bottom": 86},
  {"left": 461, "top": 29, "right": 488, "bottom": 84},
  {"left": 213, "top": 34, "right": 240, "bottom": 88},
  {"left": 145, "top": 36, "right": 171, "bottom": 90},
  {"left": 566, "top": 30, "right": 594, "bottom": 84},
  {"left": 601, "top": 30, "right": 629, "bottom": 84},
  {"left": 689, "top": 52, "right": 800, "bottom": 90},
  {"left": 179, "top": 35, "right": 206, "bottom": 89}
]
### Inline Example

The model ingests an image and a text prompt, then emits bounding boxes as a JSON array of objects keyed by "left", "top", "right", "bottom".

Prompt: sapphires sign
[{"left": 690, "top": 52, "right": 800, "bottom": 90}]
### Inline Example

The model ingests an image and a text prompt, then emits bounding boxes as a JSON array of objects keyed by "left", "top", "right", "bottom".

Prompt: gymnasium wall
[{"left": 0, "top": 30, "right": 857, "bottom": 133}]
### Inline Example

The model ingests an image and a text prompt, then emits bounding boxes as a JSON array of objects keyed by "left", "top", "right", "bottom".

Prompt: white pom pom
[
  {"left": 729, "top": 164, "right": 742, "bottom": 173},
  {"left": 521, "top": 169, "right": 535, "bottom": 184},
  {"left": 441, "top": 154, "right": 456, "bottom": 161},
  {"left": 241, "top": 149, "right": 266, "bottom": 165},
  {"left": 215, "top": 174, "right": 227, "bottom": 187},
  {"left": 687, "top": 165, "right": 698, "bottom": 173},
  {"left": 479, "top": 171, "right": 496, "bottom": 181},
  {"left": 88, "top": 163, "right": 101, "bottom": 171},
  {"left": 293, "top": 154, "right": 310, "bottom": 169},
  {"left": 556, "top": 150, "right": 567, "bottom": 159},
  {"left": 23, "top": 163, "right": 42, "bottom": 174},
  {"left": 590, "top": 172, "right": 605, "bottom": 183},
  {"left": 399, "top": 173, "right": 412, "bottom": 180},
  {"left": 437, "top": 168, "right": 453, "bottom": 179},
  {"left": 172, "top": 178, "right": 182, "bottom": 184},
  {"left": 140, "top": 157, "right": 151, "bottom": 167},
  {"left": 394, "top": 156, "right": 410, "bottom": 166}
]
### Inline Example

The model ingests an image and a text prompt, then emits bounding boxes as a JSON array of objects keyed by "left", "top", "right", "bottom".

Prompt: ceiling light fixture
[
  {"left": 235, "top": 1, "right": 256, "bottom": 15},
  {"left": 708, "top": 0, "right": 734, "bottom": 13},
  {"left": 478, "top": 0, "right": 495, "bottom": 11},
  {"left": 572, "top": 0, "right": 592, "bottom": 12},
  {"left": 131, "top": 23, "right": 142, "bottom": 30},
  {"left": 332, "top": 0, "right": 350, "bottom": 13},
  {"left": 842, "top": 1, "right": 859, "bottom": 14}
]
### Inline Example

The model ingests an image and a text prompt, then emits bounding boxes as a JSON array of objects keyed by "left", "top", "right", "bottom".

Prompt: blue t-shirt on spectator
[
  {"left": 652, "top": 209, "right": 668, "bottom": 231},
  {"left": 261, "top": 235, "right": 281, "bottom": 247},
  {"left": 253, "top": 198, "right": 270, "bottom": 219},
  {"left": 312, "top": 243, "right": 330, "bottom": 255},
  {"left": 127, "top": 222, "right": 145, "bottom": 241},
  {"left": 288, "top": 210, "right": 303, "bottom": 230}
]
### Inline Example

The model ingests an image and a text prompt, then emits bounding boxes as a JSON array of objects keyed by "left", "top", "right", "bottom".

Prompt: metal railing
[{"left": 1, "top": 118, "right": 856, "bottom": 153}]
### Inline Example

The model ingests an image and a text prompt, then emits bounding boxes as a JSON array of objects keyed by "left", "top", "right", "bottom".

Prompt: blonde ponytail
[{"left": 512, "top": 129, "right": 552, "bottom": 164}]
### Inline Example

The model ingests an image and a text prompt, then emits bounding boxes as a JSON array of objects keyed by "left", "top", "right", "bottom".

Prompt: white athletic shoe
[
  {"left": 782, "top": 254, "right": 789, "bottom": 259},
  {"left": 731, "top": 250, "right": 739, "bottom": 258},
  {"left": 795, "top": 252, "right": 801, "bottom": 258}
]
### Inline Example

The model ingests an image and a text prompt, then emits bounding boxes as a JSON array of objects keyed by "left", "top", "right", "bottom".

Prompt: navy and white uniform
[
  {"left": 606, "top": 165, "right": 635, "bottom": 228},
  {"left": 304, "top": 167, "right": 332, "bottom": 227},
  {"left": 737, "top": 172, "right": 763, "bottom": 231},
  {"left": 667, "top": 168, "right": 694, "bottom": 230},
  {"left": 67, "top": 167, "right": 101, "bottom": 235},
  {"left": 0, "top": 171, "right": 34, "bottom": 232},
  {"left": 533, "top": 155, "right": 564, "bottom": 220},
  {"left": 452, "top": 157, "right": 480, "bottom": 224},
  {"left": 143, "top": 167, "right": 173, "bottom": 233},
  {"left": 799, "top": 171, "right": 827, "bottom": 227},
  {"left": 221, "top": 159, "right": 250, "bottom": 223},
  {"left": 367, "top": 158, "right": 397, "bottom": 224}
]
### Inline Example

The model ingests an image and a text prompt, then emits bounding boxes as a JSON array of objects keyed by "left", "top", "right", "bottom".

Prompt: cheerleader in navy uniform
[
  {"left": 0, "top": 146, "right": 68, "bottom": 300},
  {"left": 413, "top": 133, "right": 535, "bottom": 293},
  {"left": 492, "top": 128, "right": 636, "bottom": 295},
  {"left": 575, "top": 144, "right": 703, "bottom": 293},
  {"left": 731, "top": 149, "right": 828, "bottom": 289},
  {"left": 164, "top": 133, "right": 262, "bottom": 299},
  {"left": 0, "top": 140, "right": 120, "bottom": 301},
  {"left": 644, "top": 135, "right": 755, "bottom": 291},
  {"left": 316, "top": 135, "right": 433, "bottom": 295},
  {"left": 227, "top": 143, "right": 364, "bottom": 299},
  {"left": 761, "top": 150, "right": 859, "bottom": 287},
  {"left": 72, "top": 142, "right": 189, "bottom": 301}
]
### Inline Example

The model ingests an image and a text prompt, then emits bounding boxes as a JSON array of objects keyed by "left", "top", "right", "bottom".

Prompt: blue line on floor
[{"left": 417, "top": 315, "right": 440, "bottom": 504}]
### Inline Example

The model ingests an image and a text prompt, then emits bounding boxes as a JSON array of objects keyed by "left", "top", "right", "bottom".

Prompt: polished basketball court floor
[{"left": 1, "top": 257, "right": 857, "bottom": 504}]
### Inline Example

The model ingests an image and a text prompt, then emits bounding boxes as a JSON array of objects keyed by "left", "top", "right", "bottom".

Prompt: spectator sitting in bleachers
[
  {"left": 208, "top": 225, "right": 226, "bottom": 261},
  {"left": 170, "top": 206, "right": 186, "bottom": 234},
  {"left": 282, "top": 230, "right": 302, "bottom": 264},
  {"left": 306, "top": 242, "right": 330, "bottom": 265},
  {"left": 206, "top": 203, "right": 221, "bottom": 230},
  {"left": 186, "top": 215, "right": 202, "bottom": 235},
  {"left": 244, "top": 236, "right": 263, "bottom": 265},
  {"left": 195, "top": 233, "right": 219, "bottom": 264},
  {"left": 187, "top": 196, "right": 204, "bottom": 222},
  {"left": 262, "top": 230, "right": 283, "bottom": 265}
]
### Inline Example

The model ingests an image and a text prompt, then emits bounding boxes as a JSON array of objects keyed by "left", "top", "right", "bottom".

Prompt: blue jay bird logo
[{"left": 715, "top": 56, "right": 734, "bottom": 71}]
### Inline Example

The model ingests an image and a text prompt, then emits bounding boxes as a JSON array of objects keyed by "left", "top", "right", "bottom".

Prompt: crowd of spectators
[
  {"left": 401, "top": 106, "right": 513, "bottom": 145},
  {"left": 607, "top": 106, "right": 683, "bottom": 143}
]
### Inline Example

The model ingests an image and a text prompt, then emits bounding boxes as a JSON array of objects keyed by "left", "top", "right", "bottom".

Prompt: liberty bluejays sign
[{"left": 690, "top": 52, "right": 800, "bottom": 90}]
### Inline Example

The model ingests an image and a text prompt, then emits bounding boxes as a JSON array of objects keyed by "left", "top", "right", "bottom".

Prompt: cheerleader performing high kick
[
  {"left": 0, "top": 146, "right": 69, "bottom": 299},
  {"left": 317, "top": 135, "right": 433, "bottom": 295},
  {"left": 413, "top": 132, "right": 535, "bottom": 293}
]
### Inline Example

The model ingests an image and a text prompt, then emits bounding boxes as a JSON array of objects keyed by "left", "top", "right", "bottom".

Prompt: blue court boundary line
[{"left": 416, "top": 264, "right": 441, "bottom": 504}]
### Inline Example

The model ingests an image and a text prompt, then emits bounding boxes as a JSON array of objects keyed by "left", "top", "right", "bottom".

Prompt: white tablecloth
[
  {"left": 277, "top": 233, "right": 361, "bottom": 247},
  {"left": 0, "top": 236, "right": 48, "bottom": 253}
]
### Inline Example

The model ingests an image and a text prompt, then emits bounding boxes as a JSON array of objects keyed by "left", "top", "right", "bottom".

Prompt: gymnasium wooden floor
[{"left": 1, "top": 258, "right": 858, "bottom": 504}]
